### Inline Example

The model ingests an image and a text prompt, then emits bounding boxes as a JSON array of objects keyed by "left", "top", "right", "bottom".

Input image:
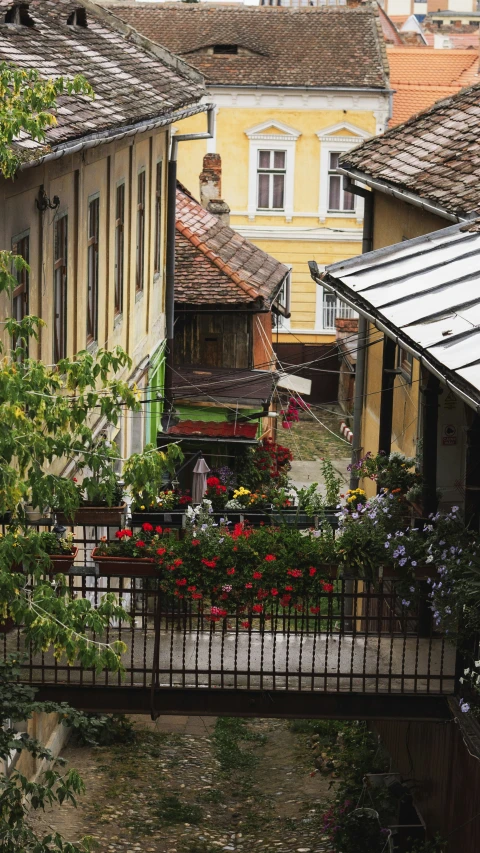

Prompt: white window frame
[
  {"left": 245, "top": 120, "right": 301, "bottom": 222},
  {"left": 314, "top": 274, "right": 357, "bottom": 333},
  {"left": 316, "top": 123, "right": 371, "bottom": 223}
]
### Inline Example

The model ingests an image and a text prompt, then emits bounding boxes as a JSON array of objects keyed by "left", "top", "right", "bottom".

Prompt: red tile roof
[
  {"left": 341, "top": 79, "right": 480, "bottom": 217},
  {"left": 378, "top": 5, "right": 404, "bottom": 46},
  {"left": 387, "top": 47, "right": 480, "bottom": 126},
  {"left": 176, "top": 186, "right": 289, "bottom": 307},
  {"left": 113, "top": 4, "right": 390, "bottom": 90},
  {"left": 167, "top": 420, "right": 258, "bottom": 439}
]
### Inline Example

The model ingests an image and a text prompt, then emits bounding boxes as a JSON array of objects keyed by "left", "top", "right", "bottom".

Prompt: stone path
[{"left": 29, "top": 716, "right": 333, "bottom": 853}]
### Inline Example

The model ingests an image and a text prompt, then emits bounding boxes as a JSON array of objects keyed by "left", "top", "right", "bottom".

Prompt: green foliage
[
  {"left": 64, "top": 711, "right": 135, "bottom": 748},
  {"left": 123, "top": 443, "right": 184, "bottom": 509},
  {"left": 213, "top": 717, "right": 266, "bottom": 773},
  {"left": 352, "top": 450, "right": 422, "bottom": 494},
  {"left": 154, "top": 794, "right": 203, "bottom": 826},
  {"left": 0, "top": 63, "right": 94, "bottom": 179},
  {"left": 321, "top": 458, "right": 342, "bottom": 507}
]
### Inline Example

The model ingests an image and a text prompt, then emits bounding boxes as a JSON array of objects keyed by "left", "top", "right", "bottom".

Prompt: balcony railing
[{"left": 322, "top": 299, "right": 356, "bottom": 331}]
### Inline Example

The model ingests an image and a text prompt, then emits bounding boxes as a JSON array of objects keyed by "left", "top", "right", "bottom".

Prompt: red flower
[
  {"left": 321, "top": 581, "right": 334, "bottom": 594},
  {"left": 310, "top": 606, "right": 320, "bottom": 615},
  {"left": 176, "top": 578, "right": 187, "bottom": 586},
  {"left": 115, "top": 528, "right": 132, "bottom": 539},
  {"left": 207, "top": 476, "right": 220, "bottom": 487},
  {"left": 252, "top": 604, "right": 263, "bottom": 613},
  {"left": 157, "top": 547, "right": 166, "bottom": 556},
  {"left": 192, "top": 592, "right": 203, "bottom": 600},
  {"left": 142, "top": 522, "right": 154, "bottom": 533},
  {"left": 201, "top": 558, "right": 217, "bottom": 569},
  {"left": 226, "top": 568, "right": 235, "bottom": 576},
  {"left": 187, "top": 585, "right": 197, "bottom": 592},
  {"left": 191, "top": 539, "right": 200, "bottom": 546},
  {"left": 280, "top": 594, "right": 292, "bottom": 607},
  {"left": 233, "top": 546, "right": 238, "bottom": 552},
  {"left": 253, "top": 571, "right": 263, "bottom": 580},
  {"left": 264, "top": 554, "right": 276, "bottom": 562},
  {"left": 173, "top": 558, "right": 183, "bottom": 567},
  {"left": 271, "top": 588, "right": 279, "bottom": 596},
  {"left": 285, "top": 585, "right": 293, "bottom": 591},
  {"left": 242, "top": 621, "right": 251, "bottom": 629},
  {"left": 287, "top": 569, "right": 302, "bottom": 578},
  {"left": 155, "top": 526, "right": 163, "bottom": 534},
  {"left": 136, "top": 540, "right": 146, "bottom": 549},
  {"left": 245, "top": 582, "right": 253, "bottom": 589},
  {"left": 309, "top": 567, "right": 317, "bottom": 577}
]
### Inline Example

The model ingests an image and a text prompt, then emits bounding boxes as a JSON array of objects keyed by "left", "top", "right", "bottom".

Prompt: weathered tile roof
[
  {"left": 172, "top": 366, "right": 274, "bottom": 406},
  {"left": 0, "top": 0, "right": 205, "bottom": 162},
  {"left": 176, "top": 185, "right": 289, "bottom": 308},
  {"left": 114, "top": 4, "right": 390, "bottom": 90},
  {"left": 341, "top": 81, "right": 480, "bottom": 217},
  {"left": 387, "top": 46, "right": 479, "bottom": 126}
]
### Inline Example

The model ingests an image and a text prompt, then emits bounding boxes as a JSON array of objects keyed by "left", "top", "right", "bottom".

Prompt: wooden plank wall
[
  {"left": 175, "top": 313, "right": 250, "bottom": 369},
  {"left": 273, "top": 342, "right": 339, "bottom": 404},
  {"left": 373, "top": 716, "right": 480, "bottom": 852}
]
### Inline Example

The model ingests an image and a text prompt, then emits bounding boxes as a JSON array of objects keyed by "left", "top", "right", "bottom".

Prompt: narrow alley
[{"left": 30, "top": 717, "right": 331, "bottom": 853}]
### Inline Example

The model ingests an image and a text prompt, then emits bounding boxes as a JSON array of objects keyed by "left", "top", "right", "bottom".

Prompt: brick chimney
[{"left": 199, "top": 153, "right": 230, "bottom": 225}]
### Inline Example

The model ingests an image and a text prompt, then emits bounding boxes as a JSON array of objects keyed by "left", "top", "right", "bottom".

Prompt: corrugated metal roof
[{"left": 321, "top": 219, "right": 480, "bottom": 410}]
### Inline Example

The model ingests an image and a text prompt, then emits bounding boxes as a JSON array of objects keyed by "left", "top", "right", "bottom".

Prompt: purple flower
[{"left": 460, "top": 701, "right": 471, "bottom": 713}]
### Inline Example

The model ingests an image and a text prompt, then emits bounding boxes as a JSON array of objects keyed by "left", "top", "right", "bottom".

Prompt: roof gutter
[
  {"left": 19, "top": 102, "right": 212, "bottom": 172},
  {"left": 337, "top": 165, "right": 471, "bottom": 224},
  {"left": 211, "top": 84, "right": 393, "bottom": 95},
  {"left": 308, "top": 261, "right": 480, "bottom": 413}
]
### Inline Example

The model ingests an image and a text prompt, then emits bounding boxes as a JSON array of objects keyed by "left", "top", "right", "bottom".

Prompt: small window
[
  {"left": 4, "top": 4, "right": 34, "bottom": 26},
  {"left": 213, "top": 44, "right": 238, "bottom": 54},
  {"left": 87, "top": 197, "right": 99, "bottom": 344},
  {"left": 397, "top": 345, "right": 413, "bottom": 382},
  {"left": 257, "top": 150, "right": 286, "bottom": 210},
  {"left": 154, "top": 162, "right": 163, "bottom": 274},
  {"left": 328, "top": 153, "right": 355, "bottom": 212},
  {"left": 114, "top": 183, "right": 125, "bottom": 316},
  {"left": 136, "top": 170, "right": 146, "bottom": 293},
  {"left": 12, "top": 232, "right": 29, "bottom": 356},
  {"left": 67, "top": 8, "right": 87, "bottom": 27},
  {"left": 53, "top": 215, "right": 68, "bottom": 363}
]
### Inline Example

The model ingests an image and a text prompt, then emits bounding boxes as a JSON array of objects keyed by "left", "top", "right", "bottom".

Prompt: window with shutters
[
  {"left": 136, "top": 169, "right": 146, "bottom": 293},
  {"left": 87, "top": 195, "right": 99, "bottom": 344},
  {"left": 154, "top": 162, "right": 163, "bottom": 274},
  {"left": 53, "top": 215, "right": 68, "bottom": 362},
  {"left": 114, "top": 182, "right": 125, "bottom": 316},
  {"left": 12, "top": 232, "right": 29, "bottom": 356}
]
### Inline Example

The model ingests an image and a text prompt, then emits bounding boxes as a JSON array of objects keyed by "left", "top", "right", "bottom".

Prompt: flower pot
[
  {"left": 25, "top": 505, "right": 48, "bottom": 523},
  {"left": 131, "top": 511, "right": 184, "bottom": 527},
  {"left": 91, "top": 547, "right": 157, "bottom": 577},
  {"left": 55, "top": 504, "right": 127, "bottom": 527},
  {"left": 48, "top": 547, "right": 78, "bottom": 573}
]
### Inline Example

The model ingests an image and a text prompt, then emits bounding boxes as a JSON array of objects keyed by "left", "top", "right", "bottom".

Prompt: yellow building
[
  {"left": 112, "top": 3, "right": 391, "bottom": 370},
  {"left": 315, "top": 81, "right": 480, "bottom": 518}
]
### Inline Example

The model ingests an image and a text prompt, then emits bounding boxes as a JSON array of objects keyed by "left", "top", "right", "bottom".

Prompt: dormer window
[
  {"left": 213, "top": 44, "right": 238, "bottom": 54},
  {"left": 67, "top": 8, "right": 87, "bottom": 27},
  {"left": 4, "top": 3, "right": 34, "bottom": 26}
]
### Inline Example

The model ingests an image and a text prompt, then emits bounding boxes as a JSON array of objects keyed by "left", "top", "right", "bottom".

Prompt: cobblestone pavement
[
  {"left": 280, "top": 411, "right": 351, "bottom": 463},
  {"left": 30, "top": 716, "right": 332, "bottom": 853}
]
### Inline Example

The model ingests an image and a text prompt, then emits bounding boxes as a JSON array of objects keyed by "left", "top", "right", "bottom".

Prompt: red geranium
[
  {"left": 192, "top": 592, "right": 203, "bottom": 600},
  {"left": 201, "top": 558, "right": 217, "bottom": 568},
  {"left": 187, "top": 585, "right": 197, "bottom": 592},
  {"left": 285, "top": 585, "right": 293, "bottom": 591},
  {"left": 321, "top": 581, "right": 334, "bottom": 594},
  {"left": 226, "top": 567, "right": 235, "bottom": 576},
  {"left": 136, "top": 540, "right": 146, "bottom": 549},
  {"left": 173, "top": 558, "right": 183, "bottom": 567},
  {"left": 242, "top": 621, "right": 251, "bottom": 629},
  {"left": 309, "top": 567, "right": 317, "bottom": 577},
  {"left": 245, "top": 582, "right": 253, "bottom": 589},
  {"left": 157, "top": 547, "right": 166, "bottom": 556},
  {"left": 252, "top": 604, "right": 263, "bottom": 613},
  {"left": 264, "top": 554, "right": 276, "bottom": 562},
  {"left": 287, "top": 569, "right": 302, "bottom": 578},
  {"left": 253, "top": 571, "right": 263, "bottom": 580},
  {"left": 192, "top": 539, "right": 200, "bottom": 546},
  {"left": 176, "top": 578, "right": 187, "bottom": 586},
  {"left": 310, "top": 606, "right": 320, "bottom": 615},
  {"left": 142, "top": 522, "right": 154, "bottom": 533},
  {"left": 155, "top": 526, "right": 163, "bottom": 534},
  {"left": 115, "top": 528, "right": 132, "bottom": 539},
  {"left": 271, "top": 588, "right": 279, "bottom": 596}
]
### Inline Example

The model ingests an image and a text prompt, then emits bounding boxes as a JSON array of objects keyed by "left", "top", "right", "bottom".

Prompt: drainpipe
[
  {"left": 161, "top": 106, "right": 216, "bottom": 432},
  {"left": 343, "top": 177, "right": 373, "bottom": 489}
]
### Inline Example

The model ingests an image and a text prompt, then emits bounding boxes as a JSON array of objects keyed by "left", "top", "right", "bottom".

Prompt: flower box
[
  {"left": 55, "top": 504, "right": 127, "bottom": 527},
  {"left": 91, "top": 547, "right": 157, "bottom": 577},
  {"left": 130, "top": 511, "right": 184, "bottom": 527},
  {"left": 49, "top": 547, "right": 78, "bottom": 573}
]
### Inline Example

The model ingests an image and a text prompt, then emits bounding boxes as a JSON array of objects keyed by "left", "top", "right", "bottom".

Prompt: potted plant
[
  {"left": 92, "top": 524, "right": 165, "bottom": 576},
  {"left": 55, "top": 440, "right": 126, "bottom": 526},
  {"left": 123, "top": 443, "right": 186, "bottom": 523},
  {"left": 39, "top": 531, "right": 78, "bottom": 572},
  {"left": 323, "top": 805, "right": 392, "bottom": 853}
]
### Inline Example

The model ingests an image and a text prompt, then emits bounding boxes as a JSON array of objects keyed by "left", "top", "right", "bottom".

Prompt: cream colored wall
[
  {"left": 360, "top": 193, "right": 449, "bottom": 496},
  {"left": 174, "top": 107, "right": 378, "bottom": 342},
  {"left": 0, "top": 127, "right": 169, "bottom": 461}
]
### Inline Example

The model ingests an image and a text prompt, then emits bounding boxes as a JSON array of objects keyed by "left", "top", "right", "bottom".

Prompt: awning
[{"left": 309, "top": 219, "right": 480, "bottom": 411}]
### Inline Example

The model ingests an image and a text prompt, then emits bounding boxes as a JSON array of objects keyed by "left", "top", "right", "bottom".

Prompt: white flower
[{"left": 426, "top": 555, "right": 434, "bottom": 563}]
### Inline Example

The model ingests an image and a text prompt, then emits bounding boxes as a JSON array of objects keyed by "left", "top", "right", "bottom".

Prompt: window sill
[
  {"left": 397, "top": 369, "right": 413, "bottom": 385},
  {"left": 135, "top": 289, "right": 144, "bottom": 304}
]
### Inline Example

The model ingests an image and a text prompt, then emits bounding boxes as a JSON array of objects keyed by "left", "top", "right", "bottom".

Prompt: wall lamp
[{"left": 36, "top": 186, "right": 60, "bottom": 212}]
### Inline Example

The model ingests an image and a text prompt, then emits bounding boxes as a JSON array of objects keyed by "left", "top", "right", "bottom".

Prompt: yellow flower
[{"left": 140, "top": 505, "right": 145, "bottom": 510}]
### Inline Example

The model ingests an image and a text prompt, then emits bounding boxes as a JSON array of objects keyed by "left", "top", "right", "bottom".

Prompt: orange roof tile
[{"left": 387, "top": 46, "right": 480, "bottom": 125}]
